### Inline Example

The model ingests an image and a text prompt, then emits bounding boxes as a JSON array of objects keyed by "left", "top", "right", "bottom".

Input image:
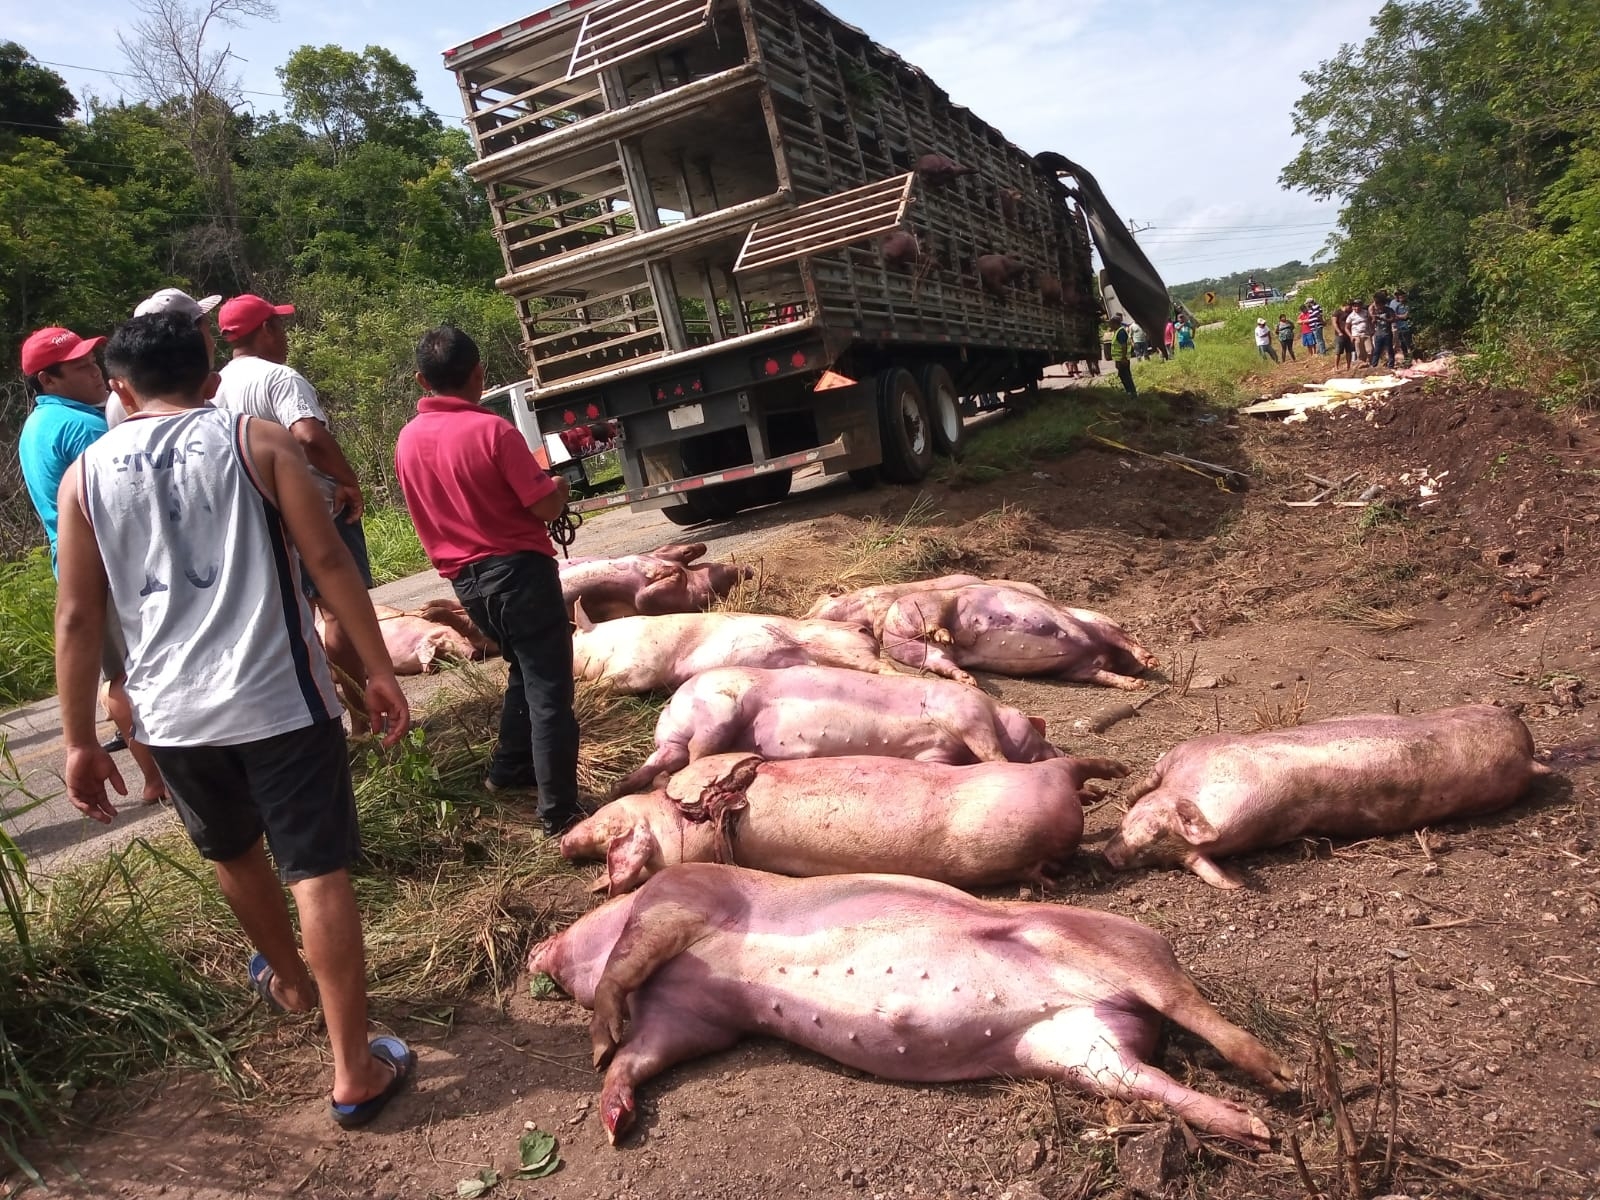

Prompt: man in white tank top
[{"left": 54, "top": 313, "right": 418, "bottom": 1127}]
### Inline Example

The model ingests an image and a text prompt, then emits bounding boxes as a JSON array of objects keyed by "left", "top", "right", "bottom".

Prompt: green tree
[
  {"left": 1283, "top": 0, "right": 1600, "bottom": 342},
  {"left": 277, "top": 45, "right": 441, "bottom": 163},
  {"left": 0, "top": 139, "right": 156, "bottom": 358},
  {"left": 0, "top": 43, "right": 77, "bottom": 149}
]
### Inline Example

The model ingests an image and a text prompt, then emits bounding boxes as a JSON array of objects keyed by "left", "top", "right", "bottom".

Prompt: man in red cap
[
  {"left": 214, "top": 294, "right": 373, "bottom": 730},
  {"left": 18, "top": 326, "right": 166, "bottom": 804}
]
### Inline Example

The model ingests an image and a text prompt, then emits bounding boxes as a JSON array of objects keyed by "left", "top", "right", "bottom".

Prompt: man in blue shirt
[
  {"left": 19, "top": 327, "right": 108, "bottom": 569},
  {"left": 18, "top": 325, "right": 166, "bottom": 804}
]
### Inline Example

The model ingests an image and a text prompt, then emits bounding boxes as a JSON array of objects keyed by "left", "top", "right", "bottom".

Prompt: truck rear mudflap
[{"left": 570, "top": 437, "right": 848, "bottom": 514}]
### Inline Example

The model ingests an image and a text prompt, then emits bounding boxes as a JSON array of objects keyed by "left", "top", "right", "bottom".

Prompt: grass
[
  {"left": 0, "top": 551, "right": 56, "bottom": 711},
  {"left": 0, "top": 667, "right": 658, "bottom": 1185},
  {"left": 1131, "top": 302, "right": 1291, "bottom": 406},
  {"left": 362, "top": 505, "right": 431, "bottom": 585},
  {"left": 950, "top": 386, "right": 1171, "bottom": 477}
]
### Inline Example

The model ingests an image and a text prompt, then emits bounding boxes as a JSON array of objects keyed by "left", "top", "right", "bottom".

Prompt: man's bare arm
[
  {"left": 250, "top": 420, "right": 407, "bottom": 743},
  {"left": 288, "top": 417, "right": 364, "bottom": 521},
  {"left": 55, "top": 464, "right": 125, "bottom": 821}
]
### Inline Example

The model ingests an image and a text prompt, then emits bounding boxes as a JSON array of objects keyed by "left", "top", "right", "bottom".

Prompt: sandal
[
  {"left": 248, "top": 952, "right": 288, "bottom": 1015},
  {"left": 329, "top": 1036, "right": 416, "bottom": 1129}
]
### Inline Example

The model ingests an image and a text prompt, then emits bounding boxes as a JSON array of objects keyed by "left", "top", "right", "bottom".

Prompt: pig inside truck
[{"left": 446, "top": 0, "right": 1165, "bottom": 525}]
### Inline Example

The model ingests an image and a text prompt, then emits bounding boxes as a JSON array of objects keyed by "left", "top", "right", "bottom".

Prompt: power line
[{"left": 34, "top": 56, "right": 289, "bottom": 101}]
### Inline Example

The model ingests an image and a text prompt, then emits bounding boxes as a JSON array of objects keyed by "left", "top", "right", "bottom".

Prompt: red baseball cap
[
  {"left": 21, "top": 327, "right": 106, "bottom": 376},
  {"left": 218, "top": 294, "right": 295, "bottom": 341}
]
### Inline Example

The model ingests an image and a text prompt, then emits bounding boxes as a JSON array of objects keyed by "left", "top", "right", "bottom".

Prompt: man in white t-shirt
[{"left": 215, "top": 294, "right": 374, "bottom": 731}]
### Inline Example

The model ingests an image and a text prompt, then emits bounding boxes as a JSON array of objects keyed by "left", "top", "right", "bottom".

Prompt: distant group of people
[{"left": 1254, "top": 292, "right": 1414, "bottom": 371}]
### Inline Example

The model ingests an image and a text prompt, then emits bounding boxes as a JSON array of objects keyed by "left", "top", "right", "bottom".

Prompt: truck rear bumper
[{"left": 570, "top": 437, "right": 848, "bottom": 514}]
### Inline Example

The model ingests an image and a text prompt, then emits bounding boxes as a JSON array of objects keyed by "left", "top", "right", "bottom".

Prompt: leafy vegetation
[{"left": 1283, "top": 0, "right": 1600, "bottom": 405}]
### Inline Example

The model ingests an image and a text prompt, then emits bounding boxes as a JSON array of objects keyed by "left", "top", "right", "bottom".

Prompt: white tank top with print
[{"left": 79, "top": 407, "right": 341, "bottom": 746}]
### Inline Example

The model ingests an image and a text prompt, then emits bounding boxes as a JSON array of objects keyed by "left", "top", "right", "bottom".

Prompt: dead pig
[
  {"left": 528, "top": 866, "right": 1292, "bottom": 1148},
  {"left": 1102, "top": 705, "right": 1551, "bottom": 888},
  {"left": 563, "top": 752, "right": 1128, "bottom": 892},
  {"left": 571, "top": 612, "right": 889, "bottom": 694},
  {"left": 610, "top": 665, "right": 1061, "bottom": 796},
  {"left": 880, "top": 585, "right": 1158, "bottom": 688}
]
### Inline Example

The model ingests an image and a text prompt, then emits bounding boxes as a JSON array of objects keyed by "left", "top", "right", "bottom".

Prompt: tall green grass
[
  {"left": 362, "top": 505, "right": 431, "bottom": 585},
  {"left": 0, "top": 552, "right": 56, "bottom": 711}
]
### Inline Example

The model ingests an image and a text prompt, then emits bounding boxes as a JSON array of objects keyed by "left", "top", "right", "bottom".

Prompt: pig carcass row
[
  {"left": 560, "top": 545, "right": 752, "bottom": 622},
  {"left": 317, "top": 601, "right": 490, "bottom": 675},
  {"left": 611, "top": 665, "right": 1061, "bottom": 796},
  {"left": 1102, "top": 705, "right": 1551, "bottom": 889},
  {"left": 529, "top": 865, "right": 1291, "bottom": 1147},
  {"left": 572, "top": 613, "right": 888, "bottom": 694},
  {"left": 563, "top": 752, "right": 1128, "bottom": 892}
]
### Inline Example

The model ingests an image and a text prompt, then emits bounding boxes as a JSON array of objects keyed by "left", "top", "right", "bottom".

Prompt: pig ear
[
  {"left": 605, "top": 824, "right": 658, "bottom": 896},
  {"left": 572, "top": 597, "right": 596, "bottom": 632},
  {"left": 1172, "top": 798, "right": 1218, "bottom": 845}
]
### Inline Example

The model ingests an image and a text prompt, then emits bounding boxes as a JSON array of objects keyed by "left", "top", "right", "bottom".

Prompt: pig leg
[
  {"left": 1187, "top": 854, "right": 1244, "bottom": 890},
  {"left": 1077, "top": 668, "right": 1147, "bottom": 691},
  {"left": 599, "top": 1006, "right": 739, "bottom": 1144},
  {"left": 591, "top": 897, "right": 720, "bottom": 1065},
  {"left": 647, "top": 543, "right": 707, "bottom": 564},
  {"left": 1017, "top": 1016, "right": 1275, "bottom": 1148},
  {"left": 611, "top": 742, "right": 691, "bottom": 798},
  {"left": 880, "top": 636, "right": 979, "bottom": 687}
]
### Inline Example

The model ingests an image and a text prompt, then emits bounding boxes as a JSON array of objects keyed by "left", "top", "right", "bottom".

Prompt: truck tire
[
  {"left": 917, "top": 364, "right": 965, "bottom": 458},
  {"left": 660, "top": 487, "right": 739, "bottom": 526},
  {"left": 738, "top": 468, "right": 793, "bottom": 508},
  {"left": 876, "top": 368, "right": 934, "bottom": 483}
]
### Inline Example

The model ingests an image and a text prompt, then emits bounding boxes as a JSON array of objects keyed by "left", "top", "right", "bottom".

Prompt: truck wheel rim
[{"left": 900, "top": 389, "right": 928, "bottom": 456}]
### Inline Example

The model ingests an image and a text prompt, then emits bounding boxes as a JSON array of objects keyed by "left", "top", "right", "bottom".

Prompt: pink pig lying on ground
[
  {"left": 610, "top": 665, "right": 1061, "bottom": 796},
  {"left": 528, "top": 866, "right": 1292, "bottom": 1148},
  {"left": 876, "top": 585, "right": 1159, "bottom": 688},
  {"left": 563, "top": 752, "right": 1127, "bottom": 892},
  {"left": 560, "top": 543, "right": 752, "bottom": 622},
  {"left": 803, "top": 575, "right": 1046, "bottom": 627},
  {"left": 1102, "top": 705, "right": 1550, "bottom": 888},
  {"left": 317, "top": 603, "right": 480, "bottom": 675},
  {"left": 571, "top": 612, "right": 888, "bottom": 694}
]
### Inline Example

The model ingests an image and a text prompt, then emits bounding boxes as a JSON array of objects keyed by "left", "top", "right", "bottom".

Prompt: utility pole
[{"left": 1127, "top": 218, "right": 1153, "bottom": 235}]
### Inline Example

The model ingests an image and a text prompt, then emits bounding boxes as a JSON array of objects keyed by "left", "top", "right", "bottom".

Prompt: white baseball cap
[{"left": 133, "top": 287, "right": 223, "bottom": 321}]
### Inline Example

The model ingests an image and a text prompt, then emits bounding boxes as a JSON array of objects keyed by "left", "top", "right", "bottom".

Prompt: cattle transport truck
[{"left": 444, "top": 0, "right": 1112, "bottom": 524}]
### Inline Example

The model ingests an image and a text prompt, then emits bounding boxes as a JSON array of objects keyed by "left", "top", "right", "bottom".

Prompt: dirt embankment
[{"left": 30, "top": 380, "right": 1600, "bottom": 1200}]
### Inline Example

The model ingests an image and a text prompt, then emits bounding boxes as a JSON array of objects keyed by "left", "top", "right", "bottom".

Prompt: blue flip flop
[
  {"left": 329, "top": 1036, "right": 416, "bottom": 1129},
  {"left": 248, "top": 952, "right": 288, "bottom": 1014}
]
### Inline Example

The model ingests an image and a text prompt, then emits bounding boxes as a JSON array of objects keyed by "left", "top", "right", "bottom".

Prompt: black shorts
[
  {"left": 149, "top": 718, "right": 360, "bottom": 882},
  {"left": 303, "top": 509, "right": 373, "bottom": 601},
  {"left": 1336, "top": 334, "right": 1355, "bottom": 353}
]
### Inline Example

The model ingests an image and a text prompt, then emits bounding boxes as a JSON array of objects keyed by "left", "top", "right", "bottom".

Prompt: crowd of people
[
  {"left": 19, "top": 294, "right": 587, "bottom": 1126},
  {"left": 1252, "top": 291, "right": 1415, "bottom": 371}
]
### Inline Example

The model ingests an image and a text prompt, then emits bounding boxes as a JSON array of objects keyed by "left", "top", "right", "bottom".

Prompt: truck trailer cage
[{"left": 445, "top": 0, "right": 1104, "bottom": 522}]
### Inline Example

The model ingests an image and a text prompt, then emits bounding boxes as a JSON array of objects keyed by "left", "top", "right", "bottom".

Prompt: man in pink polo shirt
[{"left": 393, "top": 326, "right": 581, "bottom": 835}]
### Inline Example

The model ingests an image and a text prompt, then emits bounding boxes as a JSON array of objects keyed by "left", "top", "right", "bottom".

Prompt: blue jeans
[
  {"left": 1313, "top": 327, "right": 1327, "bottom": 354},
  {"left": 451, "top": 552, "right": 580, "bottom": 823},
  {"left": 1370, "top": 333, "right": 1395, "bottom": 369}
]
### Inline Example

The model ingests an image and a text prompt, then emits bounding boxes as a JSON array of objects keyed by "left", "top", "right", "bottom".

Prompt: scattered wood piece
[
  {"left": 1160, "top": 450, "right": 1250, "bottom": 490},
  {"left": 1073, "top": 687, "right": 1169, "bottom": 734},
  {"left": 1305, "top": 472, "right": 1336, "bottom": 488}
]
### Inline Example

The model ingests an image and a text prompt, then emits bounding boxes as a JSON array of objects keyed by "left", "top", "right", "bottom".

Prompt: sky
[{"left": 10, "top": 0, "right": 1388, "bottom": 285}]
